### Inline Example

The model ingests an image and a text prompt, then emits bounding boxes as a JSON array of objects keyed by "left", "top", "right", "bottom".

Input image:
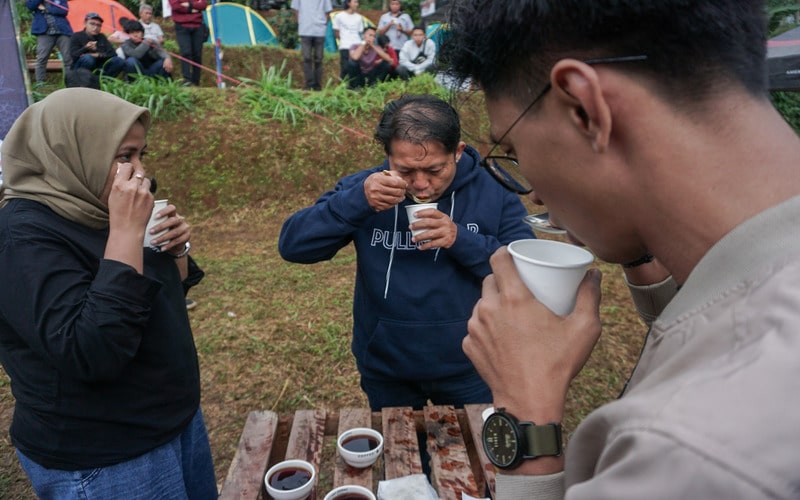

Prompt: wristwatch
[{"left": 482, "top": 408, "right": 562, "bottom": 470}]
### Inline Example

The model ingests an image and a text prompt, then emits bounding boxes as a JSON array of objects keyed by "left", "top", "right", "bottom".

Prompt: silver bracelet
[{"left": 170, "top": 241, "right": 191, "bottom": 258}]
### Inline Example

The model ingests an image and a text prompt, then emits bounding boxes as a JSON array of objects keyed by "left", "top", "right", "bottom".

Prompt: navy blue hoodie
[{"left": 279, "top": 146, "right": 534, "bottom": 381}]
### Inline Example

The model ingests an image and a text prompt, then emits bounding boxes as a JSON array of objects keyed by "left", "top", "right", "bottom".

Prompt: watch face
[{"left": 482, "top": 412, "right": 521, "bottom": 469}]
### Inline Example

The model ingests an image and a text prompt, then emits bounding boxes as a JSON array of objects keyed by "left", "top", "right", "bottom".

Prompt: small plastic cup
[
  {"left": 507, "top": 239, "right": 594, "bottom": 316},
  {"left": 144, "top": 199, "right": 168, "bottom": 249},
  {"left": 405, "top": 202, "right": 438, "bottom": 238}
]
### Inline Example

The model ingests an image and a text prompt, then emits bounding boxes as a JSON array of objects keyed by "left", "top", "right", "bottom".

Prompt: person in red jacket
[{"left": 168, "top": 0, "right": 207, "bottom": 85}]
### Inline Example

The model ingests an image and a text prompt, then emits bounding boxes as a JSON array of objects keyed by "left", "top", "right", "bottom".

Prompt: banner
[{"left": 0, "top": 0, "right": 31, "bottom": 139}]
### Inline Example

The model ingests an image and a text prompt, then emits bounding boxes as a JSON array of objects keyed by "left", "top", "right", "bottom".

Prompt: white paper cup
[
  {"left": 507, "top": 239, "right": 594, "bottom": 316},
  {"left": 144, "top": 199, "right": 168, "bottom": 249},
  {"left": 405, "top": 202, "right": 438, "bottom": 239}
]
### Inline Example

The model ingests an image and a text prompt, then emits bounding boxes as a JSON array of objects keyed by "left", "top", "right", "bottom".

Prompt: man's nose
[{"left": 410, "top": 171, "right": 429, "bottom": 187}]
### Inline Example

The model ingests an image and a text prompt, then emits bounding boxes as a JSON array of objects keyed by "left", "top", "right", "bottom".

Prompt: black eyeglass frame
[{"left": 480, "top": 55, "right": 648, "bottom": 194}]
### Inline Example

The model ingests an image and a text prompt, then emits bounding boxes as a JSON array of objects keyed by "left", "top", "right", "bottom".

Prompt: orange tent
[{"left": 66, "top": 0, "right": 137, "bottom": 35}]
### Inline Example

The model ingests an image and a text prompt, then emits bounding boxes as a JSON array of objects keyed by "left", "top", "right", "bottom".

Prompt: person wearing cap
[
  {"left": 120, "top": 18, "right": 173, "bottom": 79},
  {"left": 26, "top": 0, "right": 74, "bottom": 84},
  {"left": 69, "top": 13, "right": 126, "bottom": 78}
]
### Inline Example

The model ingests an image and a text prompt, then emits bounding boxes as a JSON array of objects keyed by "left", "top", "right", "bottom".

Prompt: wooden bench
[
  {"left": 219, "top": 404, "right": 497, "bottom": 500},
  {"left": 26, "top": 59, "right": 64, "bottom": 72}
]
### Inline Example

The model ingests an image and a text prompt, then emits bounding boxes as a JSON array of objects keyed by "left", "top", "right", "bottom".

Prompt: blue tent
[
  {"left": 0, "top": 0, "right": 31, "bottom": 139},
  {"left": 203, "top": 3, "right": 279, "bottom": 46},
  {"left": 425, "top": 22, "right": 447, "bottom": 50}
]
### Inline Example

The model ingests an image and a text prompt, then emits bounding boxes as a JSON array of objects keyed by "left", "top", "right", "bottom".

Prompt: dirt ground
[{"left": 2, "top": 16, "right": 648, "bottom": 496}]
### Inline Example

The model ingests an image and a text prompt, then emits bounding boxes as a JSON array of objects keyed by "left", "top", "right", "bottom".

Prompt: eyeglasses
[
  {"left": 87, "top": 21, "right": 102, "bottom": 27},
  {"left": 480, "top": 55, "right": 648, "bottom": 194}
]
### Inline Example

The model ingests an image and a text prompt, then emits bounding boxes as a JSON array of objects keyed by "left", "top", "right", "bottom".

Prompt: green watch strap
[{"left": 522, "top": 422, "right": 563, "bottom": 457}]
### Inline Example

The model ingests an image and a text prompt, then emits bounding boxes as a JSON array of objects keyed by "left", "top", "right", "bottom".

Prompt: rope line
[{"left": 39, "top": 0, "right": 374, "bottom": 140}]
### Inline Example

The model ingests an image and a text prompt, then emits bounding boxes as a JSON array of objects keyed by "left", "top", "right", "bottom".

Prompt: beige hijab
[{"left": 0, "top": 88, "right": 151, "bottom": 229}]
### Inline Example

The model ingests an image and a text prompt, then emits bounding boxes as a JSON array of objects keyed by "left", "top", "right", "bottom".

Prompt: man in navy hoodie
[{"left": 279, "top": 95, "right": 534, "bottom": 411}]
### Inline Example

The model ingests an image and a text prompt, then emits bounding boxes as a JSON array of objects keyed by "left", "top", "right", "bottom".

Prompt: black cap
[{"left": 85, "top": 12, "right": 104, "bottom": 22}]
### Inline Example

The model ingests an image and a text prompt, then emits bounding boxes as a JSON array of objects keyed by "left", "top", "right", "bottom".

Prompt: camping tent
[
  {"left": 768, "top": 25, "right": 800, "bottom": 90},
  {"left": 1, "top": 0, "right": 30, "bottom": 140},
  {"left": 425, "top": 22, "right": 447, "bottom": 49},
  {"left": 66, "top": 0, "right": 137, "bottom": 35},
  {"left": 203, "top": 3, "right": 278, "bottom": 46}
]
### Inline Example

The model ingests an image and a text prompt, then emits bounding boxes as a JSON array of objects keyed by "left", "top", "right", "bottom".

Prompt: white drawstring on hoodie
[{"left": 383, "top": 191, "right": 455, "bottom": 298}]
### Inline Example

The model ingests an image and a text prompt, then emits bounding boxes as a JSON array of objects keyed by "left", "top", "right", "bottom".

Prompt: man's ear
[
  {"left": 550, "top": 60, "right": 612, "bottom": 153},
  {"left": 454, "top": 141, "right": 467, "bottom": 163}
]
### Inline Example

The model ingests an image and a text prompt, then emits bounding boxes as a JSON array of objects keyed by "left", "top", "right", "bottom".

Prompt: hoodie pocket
[{"left": 361, "top": 317, "right": 471, "bottom": 380}]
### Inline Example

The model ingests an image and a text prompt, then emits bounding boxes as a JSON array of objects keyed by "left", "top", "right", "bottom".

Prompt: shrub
[
  {"left": 272, "top": 8, "right": 299, "bottom": 49},
  {"left": 100, "top": 74, "right": 196, "bottom": 120}
]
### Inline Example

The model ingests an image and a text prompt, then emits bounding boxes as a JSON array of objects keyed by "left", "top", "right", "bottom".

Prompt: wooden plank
[
  {"left": 285, "top": 409, "right": 327, "bottom": 500},
  {"left": 424, "top": 406, "right": 481, "bottom": 500},
  {"left": 26, "top": 59, "right": 64, "bottom": 72},
  {"left": 381, "top": 407, "right": 423, "bottom": 479},
  {"left": 464, "top": 404, "right": 496, "bottom": 499},
  {"left": 218, "top": 410, "right": 279, "bottom": 500},
  {"left": 333, "top": 408, "right": 374, "bottom": 490}
]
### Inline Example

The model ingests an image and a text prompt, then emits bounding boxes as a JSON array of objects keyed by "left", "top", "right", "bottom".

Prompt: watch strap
[{"left": 522, "top": 422, "right": 563, "bottom": 458}]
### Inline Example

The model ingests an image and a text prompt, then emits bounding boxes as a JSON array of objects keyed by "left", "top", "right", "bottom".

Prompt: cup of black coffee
[
  {"left": 264, "top": 459, "right": 316, "bottom": 500},
  {"left": 336, "top": 427, "right": 384, "bottom": 468},
  {"left": 323, "top": 484, "right": 376, "bottom": 500}
]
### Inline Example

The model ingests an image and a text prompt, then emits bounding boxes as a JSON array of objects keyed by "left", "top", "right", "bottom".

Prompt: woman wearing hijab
[{"left": 0, "top": 88, "right": 216, "bottom": 498}]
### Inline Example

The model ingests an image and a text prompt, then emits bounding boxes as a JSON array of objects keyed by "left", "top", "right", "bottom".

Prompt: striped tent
[{"left": 203, "top": 3, "right": 278, "bottom": 46}]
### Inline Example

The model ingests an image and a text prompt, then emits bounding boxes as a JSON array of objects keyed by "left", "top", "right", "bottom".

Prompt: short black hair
[
  {"left": 440, "top": 1, "right": 768, "bottom": 106},
  {"left": 364, "top": 26, "right": 376, "bottom": 34},
  {"left": 120, "top": 17, "right": 144, "bottom": 34},
  {"left": 375, "top": 95, "right": 461, "bottom": 156}
]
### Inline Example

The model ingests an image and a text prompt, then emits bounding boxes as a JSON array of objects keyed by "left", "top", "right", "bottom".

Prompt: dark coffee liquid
[
  {"left": 341, "top": 435, "right": 379, "bottom": 452},
  {"left": 268, "top": 467, "right": 311, "bottom": 490}
]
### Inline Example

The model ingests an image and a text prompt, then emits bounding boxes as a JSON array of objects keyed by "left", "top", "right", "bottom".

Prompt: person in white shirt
[
  {"left": 139, "top": 4, "right": 164, "bottom": 44},
  {"left": 377, "top": 0, "right": 413, "bottom": 51},
  {"left": 332, "top": 0, "right": 365, "bottom": 79},
  {"left": 397, "top": 26, "right": 436, "bottom": 79}
]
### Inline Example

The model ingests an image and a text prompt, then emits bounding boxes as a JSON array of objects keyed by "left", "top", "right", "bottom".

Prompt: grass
[
  {"left": 101, "top": 74, "right": 197, "bottom": 120},
  {"left": 10, "top": 41, "right": 795, "bottom": 498},
  {"left": 0, "top": 85, "right": 647, "bottom": 497}
]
